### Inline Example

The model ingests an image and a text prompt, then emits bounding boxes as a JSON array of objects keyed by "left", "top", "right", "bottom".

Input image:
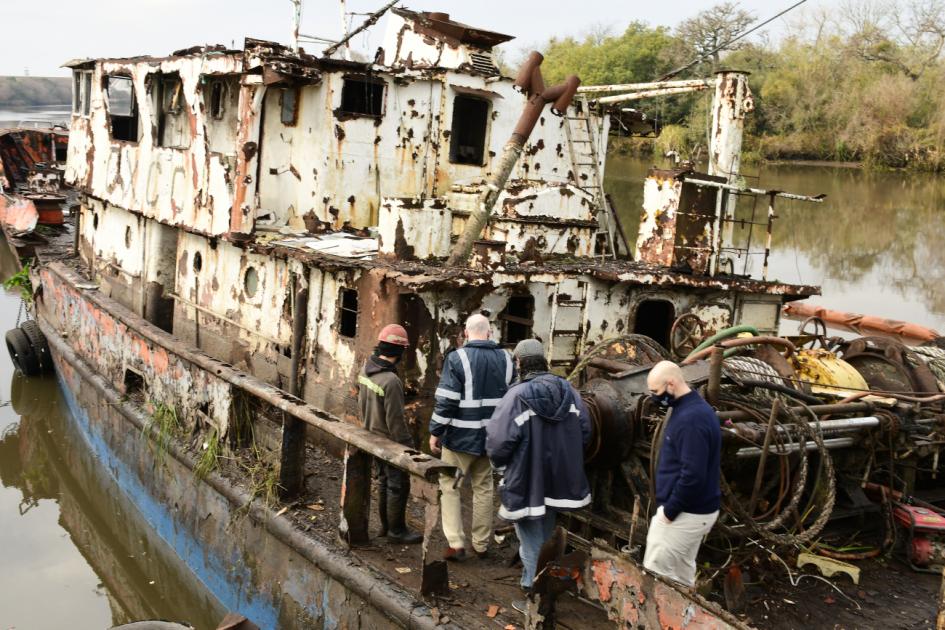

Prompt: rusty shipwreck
[{"left": 6, "top": 4, "right": 945, "bottom": 629}]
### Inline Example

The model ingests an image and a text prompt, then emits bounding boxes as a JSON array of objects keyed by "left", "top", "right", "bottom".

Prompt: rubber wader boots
[{"left": 386, "top": 467, "right": 422, "bottom": 545}]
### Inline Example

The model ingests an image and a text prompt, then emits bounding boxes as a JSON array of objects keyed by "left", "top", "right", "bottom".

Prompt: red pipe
[{"left": 784, "top": 302, "right": 941, "bottom": 343}]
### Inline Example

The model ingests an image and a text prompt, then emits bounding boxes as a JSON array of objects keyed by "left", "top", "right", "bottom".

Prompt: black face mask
[{"left": 655, "top": 391, "right": 674, "bottom": 409}]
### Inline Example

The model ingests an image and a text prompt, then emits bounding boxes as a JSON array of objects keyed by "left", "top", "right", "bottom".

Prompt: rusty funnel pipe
[{"left": 448, "top": 55, "right": 581, "bottom": 267}]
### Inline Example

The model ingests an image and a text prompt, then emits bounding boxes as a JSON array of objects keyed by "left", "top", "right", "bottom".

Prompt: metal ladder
[
  {"left": 563, "top": 95, "right": 616, "bottom": 259},
  {"left": 547, "top": 280, "right": 590, "bottom": 371}
]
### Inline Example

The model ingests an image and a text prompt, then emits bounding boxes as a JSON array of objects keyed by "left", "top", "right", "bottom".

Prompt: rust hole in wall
[
  {"left": 124, "top": 226, "right": 132, "bottom": 248},
  {"left": 92, "top": 213, "right": 99, "bottom": 230},
  {"left": 193, "top": 251, "right": 203, "bottom": 273}
]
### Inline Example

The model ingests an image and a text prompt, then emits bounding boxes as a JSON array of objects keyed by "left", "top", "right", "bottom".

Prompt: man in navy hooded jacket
[{"left": 486, "top": 338, "right": 591, "bottom": 592}]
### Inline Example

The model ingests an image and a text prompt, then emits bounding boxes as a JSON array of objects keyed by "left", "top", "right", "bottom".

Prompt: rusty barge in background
[{"left": 5, "top": 4, "right": 945, "bottom": 629}]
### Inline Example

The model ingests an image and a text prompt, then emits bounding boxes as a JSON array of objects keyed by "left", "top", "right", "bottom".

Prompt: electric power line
[{"left": 658, "top": 0, "right": 810, "bottom": 81}]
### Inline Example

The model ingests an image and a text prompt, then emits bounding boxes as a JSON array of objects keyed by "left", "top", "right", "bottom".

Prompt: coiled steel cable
[
  {"left": 722, "top": 356, "right": 797, "bottom": 403},
  {"left": 568, "top": 334, "right": 670, "bottom": 383}
]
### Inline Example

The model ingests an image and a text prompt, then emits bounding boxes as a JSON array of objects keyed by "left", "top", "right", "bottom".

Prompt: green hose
[{"left": 686, "top": 324, "right": 759, "bottom": 360}]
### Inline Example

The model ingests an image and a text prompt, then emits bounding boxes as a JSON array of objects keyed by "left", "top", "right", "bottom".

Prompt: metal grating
[{"left": 469, "top": 52, "right": 499, "bottom": 75}]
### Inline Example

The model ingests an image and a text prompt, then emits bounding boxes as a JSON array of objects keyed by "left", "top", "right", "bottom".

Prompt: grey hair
[{"left": 465, "top": 313, "right": 491, "bottom": 336}]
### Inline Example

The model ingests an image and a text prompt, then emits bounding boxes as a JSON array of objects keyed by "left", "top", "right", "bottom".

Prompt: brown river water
[{"left": 1, "top": 149, "right": 944, "bottom": 628}]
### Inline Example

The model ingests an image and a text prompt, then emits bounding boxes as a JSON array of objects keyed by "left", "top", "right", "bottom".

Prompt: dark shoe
[
  {"left": 444, "top": 547, "right": 467, "bottom": 562},
  {"left": 511, "top": 599, "right": 528, "bottom": 615},
  {"left": 474, "top": 548, "right": 489, "bottom": 559},
  {"left": 387, "top": 529, "right": 423, "bottom": 545}
]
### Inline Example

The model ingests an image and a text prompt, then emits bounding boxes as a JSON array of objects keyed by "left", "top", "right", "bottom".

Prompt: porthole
[
  {"left": 244, "top": 267, "right": 258, "bottom": 298},
  {"left": 193, "top": 251, "right": 203, "bottom": 273}
]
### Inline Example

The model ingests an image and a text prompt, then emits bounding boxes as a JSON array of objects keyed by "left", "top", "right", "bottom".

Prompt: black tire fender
[
  {"left": 19, "top": 320, "right": 53, "bottom": 374},
  {"left": 5, "top": 328, "right": 40, "bottom": 376}
]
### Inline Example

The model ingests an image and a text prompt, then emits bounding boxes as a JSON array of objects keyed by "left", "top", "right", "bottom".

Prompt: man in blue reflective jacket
[
  {"left": 486, "top": 339, "right": 591, "bottom": 594},
  {"left": 429, "top": 314, "right": 515, "bottom": 561}
]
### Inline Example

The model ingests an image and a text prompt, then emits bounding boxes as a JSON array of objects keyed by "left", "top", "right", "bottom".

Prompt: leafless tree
[
  {"left": 842, "top": 0, "right": 945, "bottom": 79},
  {"left": 675, "top": 2, "right": 756, "bottom": 68}
]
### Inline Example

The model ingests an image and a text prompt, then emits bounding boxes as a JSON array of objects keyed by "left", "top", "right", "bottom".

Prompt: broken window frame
[
  {"left": 104, "top": 74, "right": 140, "bottom": 143},
  {"left": 152, "top": 72, "right": 191, "bottom": 150},
  {"left": 72, "top": 70, "right": 92, "bottom": 117},
  {"left": 448, "top": 93, "right": 491, "bottom": 166},
  {"left": 83, "top": 72, "right": 92, "bottom": 117},
  {"left": 207, "top": 79, "right": 228, "bottom": 120},
  {"left": 337, "top": 75, "right": 386, "bottom": 119},
  {"left": 338, "top": 288, "right": 359, "bottom": 338},
  {"left": 73, "top": 73, "right": 81, "bottom": 114},
  {"left": 280, "top": 87, "right": 300, "bottom": 126}
]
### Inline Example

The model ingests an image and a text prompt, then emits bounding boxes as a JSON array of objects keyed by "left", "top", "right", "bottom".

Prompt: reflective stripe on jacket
[{"left": 430, "top": 339, "right": 515, "bottom": 456}]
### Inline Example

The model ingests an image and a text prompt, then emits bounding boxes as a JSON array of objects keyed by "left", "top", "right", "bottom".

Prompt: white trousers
[{"left": 643, "top": 506, "right": 719, "bottom": 587}]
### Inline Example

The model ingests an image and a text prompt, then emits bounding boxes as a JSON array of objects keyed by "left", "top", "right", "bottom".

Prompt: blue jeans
[{"left": 514, "top": 510, "right": 557, "bottom": 589}]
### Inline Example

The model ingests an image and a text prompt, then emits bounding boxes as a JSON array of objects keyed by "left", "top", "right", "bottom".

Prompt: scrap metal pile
[{"left": 564, "top": 315, "right": 945, "bottom": 574}]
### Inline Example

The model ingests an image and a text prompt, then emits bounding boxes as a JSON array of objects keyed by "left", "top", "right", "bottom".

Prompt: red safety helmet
[{"left": 377, "top": 324, "right": 410, "bottom": 347}]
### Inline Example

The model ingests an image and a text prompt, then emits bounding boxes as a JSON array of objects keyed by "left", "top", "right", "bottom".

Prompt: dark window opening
[
  {"left": 82, "top": 72, "right": 92, "bottom": 117},
  {"left": 339, "top": 77, "right": 385, "bottom": 117},
  {"left": 209, "top": 80, "right": 227, "bottom": 119},
  {"left": 449, "top": 95, "right": 489, "bottom": 165},
  {"left": 339, "top": 288, "right": 358, "bottom": 338},
  {"left": 55, "top": 145, "right": 67, "bottom": 162},
  {"left": 499, "top": 295, "right": 535, "bottom": 345},
  {"left": 106, "top": 75, "right": 139, "bottom": 142},
  {"left": 280, "top": 87, "right": 299, "bottom": 126},
  {"left": 633, "top": 300, "right": 675, "bottom": 351}
]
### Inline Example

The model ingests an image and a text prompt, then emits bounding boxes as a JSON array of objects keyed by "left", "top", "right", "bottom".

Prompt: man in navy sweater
[{"left": 643, "top": 360, "right": 721, "bottom": 587}]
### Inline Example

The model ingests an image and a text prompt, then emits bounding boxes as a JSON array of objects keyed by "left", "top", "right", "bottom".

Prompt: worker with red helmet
[{"left": 358, "top": 323, "right": 423, "bottom": 544}]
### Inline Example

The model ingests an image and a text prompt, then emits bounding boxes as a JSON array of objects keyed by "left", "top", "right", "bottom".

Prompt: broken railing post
[
  {"left": 339, "top": 445, "right": 372, "bottom": 546},
  {"left": 419, "top": 480, "right": 450, "bottom": 596},
  {"left": 446, "top": 52, "right": 580, "bottom": 267},
  {"left": 279, "top": 286, "right": 309, "bottom": 499}
]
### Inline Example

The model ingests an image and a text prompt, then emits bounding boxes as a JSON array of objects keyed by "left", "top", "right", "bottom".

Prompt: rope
[{"left": 717, "top": 394, "right": 836, "bottom": 546}]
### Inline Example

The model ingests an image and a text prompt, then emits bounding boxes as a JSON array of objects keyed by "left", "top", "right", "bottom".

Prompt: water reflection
[
  {"left": 604, "top": 156, "right": 945, "bottom": 333},
  {"left": 0, "top": 371, "right": 224, "bottom": 629},
  {"left": 0, "top": 231, "right": 223, "bottom": 628}
]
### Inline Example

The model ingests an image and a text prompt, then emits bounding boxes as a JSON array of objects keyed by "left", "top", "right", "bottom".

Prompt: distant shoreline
[{"left": 0, "top": 76, "right": 72, "bottom": 107}]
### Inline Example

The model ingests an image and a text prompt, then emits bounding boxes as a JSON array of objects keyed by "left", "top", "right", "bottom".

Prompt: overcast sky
[{"left": 2, "top": 0, "right": 836, "bottom": 77}]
